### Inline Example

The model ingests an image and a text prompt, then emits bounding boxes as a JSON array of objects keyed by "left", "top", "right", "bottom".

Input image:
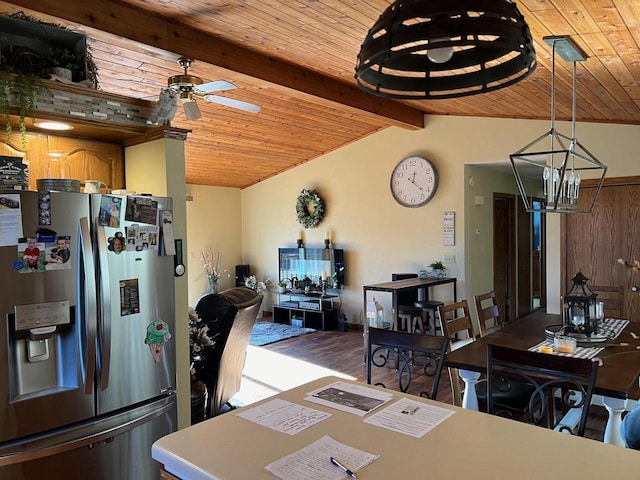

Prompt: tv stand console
[{"left": 272, "top": 291, "right": 338, "bottom": 331}]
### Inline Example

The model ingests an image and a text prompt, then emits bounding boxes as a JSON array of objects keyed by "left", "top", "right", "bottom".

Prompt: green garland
[{"left": 296, "top": 188, "right": 325, "bottom": 228}]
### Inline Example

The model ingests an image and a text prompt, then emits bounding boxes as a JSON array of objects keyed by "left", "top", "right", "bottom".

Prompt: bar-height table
[
  {"left": 152, "top": 376, "right": 640, "bottom": 479},
  {"left": 443, "top": 309, "right": 640, "bottom": 446},
  {"left": 363, "top": 276, "right": 457, "bottom": 311},
  {"left": 362, "top": 276, "right": 457, "bottom": 348}
]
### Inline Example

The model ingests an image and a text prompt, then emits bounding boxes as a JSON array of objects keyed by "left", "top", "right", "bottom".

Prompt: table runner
[
  {"left": 528, "top": 318, "right": 630, "bottom": 360},
  {"left": 528, "top": 339, "right": 604, "bottom": 359},
  {"left": 599, "top": 318, "right": 630, "bottom": 339}
]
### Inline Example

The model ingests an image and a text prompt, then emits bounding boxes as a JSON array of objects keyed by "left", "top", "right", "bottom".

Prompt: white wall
[
  {"left": 186, "top": 115, "right": 640, "bottom": 328},
  {"left": 185, "top": 185, "right": 243, "bottom": 307}
]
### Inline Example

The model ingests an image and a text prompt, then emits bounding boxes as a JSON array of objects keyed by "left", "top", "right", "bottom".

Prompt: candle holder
[
  {"left": 321, "top": 279, "right": 328, "bottom": 295},
  {"left": 324, "top": 239, "right": 331, "bottom": 249}
]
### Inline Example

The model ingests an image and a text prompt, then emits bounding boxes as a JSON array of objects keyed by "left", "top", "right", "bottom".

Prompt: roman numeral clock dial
[{"left": 390, "top": 156, "right": 439, "bottom": 207}]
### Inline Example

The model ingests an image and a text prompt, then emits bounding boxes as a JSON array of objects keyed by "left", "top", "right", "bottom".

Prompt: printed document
[
  {"left": 363, "top": 397, "right": 455, "bottom": 438},
  {"left": 236, "top": 398, "right": 330, "bottom": 435},
  {"left": 305, "top": 381, "right": 393, "bottom": 417}
]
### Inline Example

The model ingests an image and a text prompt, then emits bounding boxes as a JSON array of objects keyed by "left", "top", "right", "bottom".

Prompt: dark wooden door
[
  {"left": 517, "top": 198, "right": 531, "bottom": 317},
  {"left": 562, "top": 177, "right": 640, "bottom": 321},
  {"left": 493, "top": 194, "right": 517, "bottom": 322}
]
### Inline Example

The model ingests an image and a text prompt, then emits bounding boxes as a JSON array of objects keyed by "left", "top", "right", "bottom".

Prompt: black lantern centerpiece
[{"left": 563, "top": 271, "right": 598, "bottom": 338}]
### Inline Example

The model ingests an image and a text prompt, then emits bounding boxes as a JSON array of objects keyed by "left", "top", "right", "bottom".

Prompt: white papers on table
[
  {"left": 236, "top": 398, "right": 331, "bottom": 435},
  {"left": 304, "top": 381, "right": 393, "bottom": 417},
  {"left": 363, "top": 398, "right": 455, "bottom": 438},
  {"left": 265, "top": 435, "right": 379, "bottom": 480}
]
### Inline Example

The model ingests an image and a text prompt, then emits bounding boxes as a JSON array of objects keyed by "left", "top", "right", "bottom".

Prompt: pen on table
[{"left": 330, "top": 456, "right": 357, "bottom": 479}]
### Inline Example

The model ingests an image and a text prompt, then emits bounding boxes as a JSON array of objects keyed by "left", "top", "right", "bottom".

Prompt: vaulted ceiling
[{"left": 4, "top": 1, "right": 640, "bottom": 188}]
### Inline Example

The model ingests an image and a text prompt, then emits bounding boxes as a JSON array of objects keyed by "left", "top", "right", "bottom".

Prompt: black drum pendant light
[{"left": 355, "top": 0, "right": 537, "bottom": 99}]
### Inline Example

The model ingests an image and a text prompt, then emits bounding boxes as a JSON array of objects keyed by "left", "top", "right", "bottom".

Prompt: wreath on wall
[{"left": 296, "top": 188, "right": 325, "bottom": 228}]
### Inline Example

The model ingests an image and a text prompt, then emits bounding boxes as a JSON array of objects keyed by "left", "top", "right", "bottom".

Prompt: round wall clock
[{"left": 390, "top": 156, "right": 438, "bottom": 207}]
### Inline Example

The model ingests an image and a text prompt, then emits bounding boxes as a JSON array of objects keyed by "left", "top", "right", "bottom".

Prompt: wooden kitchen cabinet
[{"left": 0, "top": 133, "right": 125, "bottom": 191}]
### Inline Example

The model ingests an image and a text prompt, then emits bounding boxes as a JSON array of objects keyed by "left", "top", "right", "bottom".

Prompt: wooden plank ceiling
[{"left": 3, "top": 0, "right": 640, "bottom": 188}]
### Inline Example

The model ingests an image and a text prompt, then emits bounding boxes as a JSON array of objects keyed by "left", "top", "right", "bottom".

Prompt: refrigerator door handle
[
  {"left": 96, "top": 223, "right": 112, "bottom": 391},
  {"left": 79, "top": 217, "right": 97, "bottom": 394},
  {"left": 0, "top": 395, "right": 176, "bottom": 467}
]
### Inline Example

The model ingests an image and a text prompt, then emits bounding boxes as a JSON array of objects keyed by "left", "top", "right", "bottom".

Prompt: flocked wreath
[{"left": 296, "top": 188, "right": 325, "bottom": 228}]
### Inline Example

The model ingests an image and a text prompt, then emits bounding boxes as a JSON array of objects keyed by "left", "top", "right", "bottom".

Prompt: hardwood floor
[{"left": 235, "top": 325, "right": 609, "bottom": 442}]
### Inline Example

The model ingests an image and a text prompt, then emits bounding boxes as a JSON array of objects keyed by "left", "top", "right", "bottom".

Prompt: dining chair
[
  {"left": 474, "top": 290, "right": 503, "bottom": 337},
  {"left": 589, "top": 285, "right": 625, "bottom": 319},
  {"left": 487, "top": 344, "right": 599, "bottom": 436},
  {"left": 366, "top": 327, "right": 449, "bottom": 400},
  {"left": 437, "top": 300, "right": 479, "bottom": 406},
  {"left": 438, "top": 300, "right": 534, "bottom": 410}
]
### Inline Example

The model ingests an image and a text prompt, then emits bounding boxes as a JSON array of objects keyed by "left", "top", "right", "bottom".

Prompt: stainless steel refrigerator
[{"left": 0, "top": 190, "right": 177, "bottom": 479}]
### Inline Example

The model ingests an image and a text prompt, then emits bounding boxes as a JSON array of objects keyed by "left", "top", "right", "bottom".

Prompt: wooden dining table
[{"left": 443, "top": 309, "right": 640, "bottom": 446}]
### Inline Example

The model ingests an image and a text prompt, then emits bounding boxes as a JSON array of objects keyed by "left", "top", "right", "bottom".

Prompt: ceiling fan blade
[
  {"left": 194, "top": 80, "right": 237, "bottom": 94},
  {"left": 182, "top": 98, "right": 202, "bottom": 121},
  {"left": 203, "top": 95, "right": 262, "bottom": 113}
]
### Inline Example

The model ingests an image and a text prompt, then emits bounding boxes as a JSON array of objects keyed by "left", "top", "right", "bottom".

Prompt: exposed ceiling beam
[{"left": 5, "top": 0, "right": 425, "bottom": 130}]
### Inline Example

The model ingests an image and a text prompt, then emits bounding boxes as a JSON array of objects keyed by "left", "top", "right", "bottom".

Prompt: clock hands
[{"left": 407, "top": 171, "right": 426, "bottom": 192}]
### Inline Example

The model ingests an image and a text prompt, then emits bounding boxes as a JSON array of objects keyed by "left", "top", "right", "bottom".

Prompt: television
[{"left": 278, "top": 248, "right": 344, "bottom": 289}]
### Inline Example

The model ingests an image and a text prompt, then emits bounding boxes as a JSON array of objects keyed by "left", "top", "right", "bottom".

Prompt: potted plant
[
  {"left": 0, "top": 71, "right": 49, "bottom": 148},
  {"left": 277, "top": 281, "right": 288, "bottom": 293},
  {"left": 0, "top": 12, "right": 100, "bottom": 147},
  {"left": 429, "top": 260, "right": 446, "bottom": 278},
  {"left": 47, "top": 46, "right": 82, "bottom": 81}
]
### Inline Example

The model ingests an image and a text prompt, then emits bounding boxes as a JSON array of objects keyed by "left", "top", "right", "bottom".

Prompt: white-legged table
[{"left": 445, "top": 310, "right": 640, "bottom": 446}]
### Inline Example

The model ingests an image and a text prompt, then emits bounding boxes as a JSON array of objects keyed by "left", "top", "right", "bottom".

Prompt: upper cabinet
[{"left": 0, "top": 133, "right": 124, "bottom": 191}]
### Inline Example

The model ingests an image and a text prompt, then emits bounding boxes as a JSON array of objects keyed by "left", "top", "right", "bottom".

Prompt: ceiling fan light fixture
[
  {"left": 165, "top": 56, "right": 261, "bottom": 119},
  {"left": 355, "top": 0, "right": 537, "bottom": 99},
  {"left": 181, "top": 94, "right": 202, "bottom": 121}
]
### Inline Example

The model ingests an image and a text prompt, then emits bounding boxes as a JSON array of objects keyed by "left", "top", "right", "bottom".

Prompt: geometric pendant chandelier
[
  {"left": 510, "top": 36, "right": 607, "bottom": 214},
  {"left": 355, "top": 0, "right": 537, "bottom": 99}
]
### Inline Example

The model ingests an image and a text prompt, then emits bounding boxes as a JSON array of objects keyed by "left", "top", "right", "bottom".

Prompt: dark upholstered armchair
[{"left": 194, "top": 287, "right": 263, "bottom": 418}]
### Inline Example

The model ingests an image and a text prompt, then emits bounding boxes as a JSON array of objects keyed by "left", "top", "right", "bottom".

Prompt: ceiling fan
[{"left": 167, "top": 57, "right": 261, "bottom": 120}]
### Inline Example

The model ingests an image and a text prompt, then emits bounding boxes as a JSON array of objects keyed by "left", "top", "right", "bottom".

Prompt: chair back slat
[
  {"left": 438, "top": 300, "right": 477, "bottom": 344},
  {"left": 589, "top": 285, "right": 624, "bottom": 319},
  {"left": 474, "top": 291, "right": 503, "bottom": 337}
]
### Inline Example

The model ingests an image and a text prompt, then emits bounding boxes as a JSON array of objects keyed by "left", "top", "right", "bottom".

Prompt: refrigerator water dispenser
[{"left": 9, "top": 301, "right": 76, "bottom": 401}]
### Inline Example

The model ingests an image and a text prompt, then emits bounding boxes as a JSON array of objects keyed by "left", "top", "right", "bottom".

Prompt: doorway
[{"left": 493, "top": 193, "right": 546, "bottom": 322}]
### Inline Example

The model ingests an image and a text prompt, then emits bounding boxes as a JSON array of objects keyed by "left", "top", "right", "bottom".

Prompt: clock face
[{"left": 390, "top": 156, "right": 438, "bottom": 207}]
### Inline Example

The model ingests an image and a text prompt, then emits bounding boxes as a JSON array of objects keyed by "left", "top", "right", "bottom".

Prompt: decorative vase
[
  {"left": 52, "top": 67, "right": 73, "bottom": 81},
  {"left": 190, "top": 373, "right": 207, "bottom": 424},
  {"left": 278, "top": 286, "right": 286, "bottom": 293},
  {"left": 207, "top": 276, "right": 218, "bottom": 294}
]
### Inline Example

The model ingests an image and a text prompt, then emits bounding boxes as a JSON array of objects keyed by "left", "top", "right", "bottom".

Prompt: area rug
[{"left": 249, "top": 321, "right": 316, "bottom": 346}]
